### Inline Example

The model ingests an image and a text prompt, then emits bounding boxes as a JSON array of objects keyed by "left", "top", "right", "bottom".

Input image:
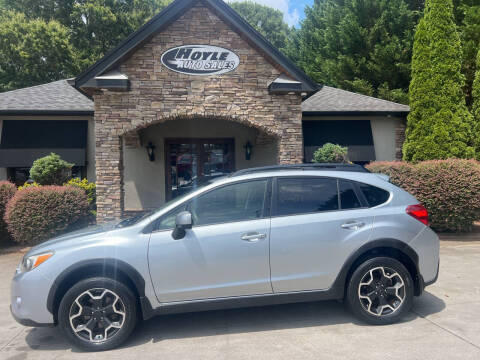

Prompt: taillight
[{"left": 406, "top": 204, "right": 429, "bottom": 226}]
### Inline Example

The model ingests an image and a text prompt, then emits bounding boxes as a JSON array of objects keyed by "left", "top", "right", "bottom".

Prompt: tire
[
  {"left": 58, "top": 277, "right": 138, "bottom": 351},
  {"left": 346, "top": 257, "right": 413, "bottom": 325}
]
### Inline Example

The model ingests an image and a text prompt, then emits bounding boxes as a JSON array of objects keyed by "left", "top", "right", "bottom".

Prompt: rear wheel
[
  {"left": 58, "top": 277, "right": 138, "bottom": 351},
  {"left": 346, "top": 257, "right": 413, "bottom": 325}
]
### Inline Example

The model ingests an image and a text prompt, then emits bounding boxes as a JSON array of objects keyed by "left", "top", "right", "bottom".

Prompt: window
[
  {"left": 155, "top": 204, "right": 188, "bottom": 231},
  {"left": 276, "top": 178, "right": 339, "bottom": 216},
  {"left": 339, "top": 180, "right": 362, "bottom": 210},
  {"left": 359, "top": 183, "right": 390, "bottom": 207},
  {"left": 189, "top": 180, "right": 268, "bottom": 226}
]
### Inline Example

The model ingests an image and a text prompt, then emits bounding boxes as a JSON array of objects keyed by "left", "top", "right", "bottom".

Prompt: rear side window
[
  {"left": 359, "top": 183, "right": 390, "bottom": 207},
  {"left": 276, "top": 178, "right": 339, "bottom": 216},
  {"left": 339, "top": 180, "right": 362, "bottom": 209}
]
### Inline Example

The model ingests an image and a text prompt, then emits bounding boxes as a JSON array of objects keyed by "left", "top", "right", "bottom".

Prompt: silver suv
[{"left": 11, "top": 164, "right": 439, "bottom": 351}]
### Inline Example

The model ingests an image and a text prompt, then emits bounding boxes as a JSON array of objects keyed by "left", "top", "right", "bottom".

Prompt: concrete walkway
[{"left": 1, "top": 241, "right": 479, "bottom": 359}]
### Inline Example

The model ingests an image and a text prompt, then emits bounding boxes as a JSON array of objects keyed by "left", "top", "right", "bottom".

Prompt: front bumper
[{"left": 10, "top": 268, "right": 55, "bottom": 327}]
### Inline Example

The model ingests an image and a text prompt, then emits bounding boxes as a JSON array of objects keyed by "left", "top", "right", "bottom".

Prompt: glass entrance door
[{"left": 165, "top": 138, "right": 235, "bottom": 200}]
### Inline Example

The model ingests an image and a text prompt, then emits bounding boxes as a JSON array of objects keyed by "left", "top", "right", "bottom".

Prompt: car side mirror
[{"left": 172, "top": 211, "right": 192, "bottom": 240}]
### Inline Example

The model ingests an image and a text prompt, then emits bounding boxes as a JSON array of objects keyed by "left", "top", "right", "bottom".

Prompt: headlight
[{"left": 18, "top": 252, "right": 54, "bottom": 274}]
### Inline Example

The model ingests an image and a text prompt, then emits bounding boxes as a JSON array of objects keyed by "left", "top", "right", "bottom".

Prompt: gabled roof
[
  {"left": 0, "top": 80, "right": 94, "bottom": 115},
  {"left": 74, "top": 0, "right": 318, "bottom": 93},
  {"left": 302, "top": 86, "right": 410, "bottom": 115}
]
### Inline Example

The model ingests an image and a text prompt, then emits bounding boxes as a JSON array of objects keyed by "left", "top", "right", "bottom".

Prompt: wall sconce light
[
  {"left": 244, "top": 141, "right": 253, "bottom": 161},
  {"left": 146, "top": 142, "right": 156, "bottom": 162}
]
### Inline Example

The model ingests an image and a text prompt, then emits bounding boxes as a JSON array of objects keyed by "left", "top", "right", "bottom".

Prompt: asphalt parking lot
[{"left": 0, "top": 241, "right": 479, "bottom": 360}]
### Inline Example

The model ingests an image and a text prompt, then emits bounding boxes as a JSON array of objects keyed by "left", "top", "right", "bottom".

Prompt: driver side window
[{"left": 189, "top": 180, "right": 269, "bottom": 227}]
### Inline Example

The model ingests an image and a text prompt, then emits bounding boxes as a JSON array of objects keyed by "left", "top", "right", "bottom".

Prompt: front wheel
[
  {"left": 58, "top": 277, "right": 138, "bottom": 351},
  {"left": 346, "top": 257, "right": 413, "bottom": 325}
]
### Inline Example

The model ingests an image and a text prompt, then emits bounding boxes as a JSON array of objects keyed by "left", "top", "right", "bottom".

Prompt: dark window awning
[
  {"left": 303, "top": 120, "right": 376, "bottom": 162},
  {"left": 0, "top": 120, "right": 87, "bottom": 167}
]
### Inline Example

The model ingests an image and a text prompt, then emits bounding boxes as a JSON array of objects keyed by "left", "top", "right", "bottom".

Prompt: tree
[
  {"left": 30, "top": 153, "right": 73, "bottom": 185},
  {"left": 455, "top": 0, "right": 480, "bottom": 106},
  {"left": 229, "top": 1, "right": 292, "bottom": 53},
  {"left": 473, "top": 50, "right": 480, "bottom": 155},
  {"left": 1, "top": 1, "right": 172, "bottom": 70},
  {"left": 292, "top": 0, "right": 419, "bottom": 104},
  {"left": 0, "top": 11, "right": 80, "bottom": 92},
  {"left": 403, "top": 0, "right": 475, "bottom": 161}
]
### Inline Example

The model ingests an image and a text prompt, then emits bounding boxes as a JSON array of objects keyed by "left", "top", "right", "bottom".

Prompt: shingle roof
[
  {"left": 0, "top": 80, "right": 93, "bottom": 114},
  {"left": 302, "top": 85, "right": 410, "bottom": 114}
]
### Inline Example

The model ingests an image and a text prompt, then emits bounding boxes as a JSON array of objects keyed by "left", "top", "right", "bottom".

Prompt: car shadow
[{"left": 23, "top": 292, "right": 446, "bottom": 352}]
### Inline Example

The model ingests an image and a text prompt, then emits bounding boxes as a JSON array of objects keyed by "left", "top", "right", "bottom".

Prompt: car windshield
[{"left": 116, "top": 177, "right": 224, "bottom": 228}]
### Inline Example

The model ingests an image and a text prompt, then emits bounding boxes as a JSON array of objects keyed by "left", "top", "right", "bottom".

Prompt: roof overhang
[
  {"left": 268, "top": 74, "right": 303, "bottom": 94},
  {"left": 302, "top": 111, "right": 410, "bottom": 118},
  {"left": 74, "top": 0, "right": 319, "bottom": 93},
  {"left": 0, "top": 110, "right": 94, "bottom": 116}
]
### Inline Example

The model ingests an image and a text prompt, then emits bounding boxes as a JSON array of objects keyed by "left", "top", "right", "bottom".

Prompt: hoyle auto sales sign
[{"left": 161, "top": 45, "right": 240, "bottom": 76}]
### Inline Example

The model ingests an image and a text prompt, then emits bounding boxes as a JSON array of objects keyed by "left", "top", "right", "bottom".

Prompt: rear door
[{"left": 270, "top": 177, "right": 374, "bottom": 293}]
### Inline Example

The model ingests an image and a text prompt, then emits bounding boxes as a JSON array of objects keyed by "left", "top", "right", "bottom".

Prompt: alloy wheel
[
  {"left": 357, "top": 266, "right": 406, "bottom": 317},
  {"left": 69, "top": 288, "right": 126, "bottom": 343}
]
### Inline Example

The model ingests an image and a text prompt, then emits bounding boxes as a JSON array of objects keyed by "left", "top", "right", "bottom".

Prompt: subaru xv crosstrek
[{"left": 11, "top": 164, "right": 439, "bottom": 351}]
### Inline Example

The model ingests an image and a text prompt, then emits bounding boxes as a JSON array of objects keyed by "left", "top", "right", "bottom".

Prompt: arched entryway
[{"left": 121, "top": 116, "right": 279, "bottom": 214}]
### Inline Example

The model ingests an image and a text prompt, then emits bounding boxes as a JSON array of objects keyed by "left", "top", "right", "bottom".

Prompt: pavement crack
[
  {"left": 0, "top": 328, "right": 24, "bottom": 352},
  {"left": 412, "top": 310, "right": 480, "bottom": 351}
]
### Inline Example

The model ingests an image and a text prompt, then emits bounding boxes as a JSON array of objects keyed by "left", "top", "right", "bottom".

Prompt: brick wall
[{"left": 93, "top": 1, "right": 304, "bottom": 222}]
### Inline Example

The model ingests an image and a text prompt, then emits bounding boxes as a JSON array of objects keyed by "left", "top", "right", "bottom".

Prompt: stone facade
[
  {"left": 93, "top": 2, "right": 304, "bottom": 222},
  {"left": 395, "top": 119, "right": 407, "bottom": 161}
]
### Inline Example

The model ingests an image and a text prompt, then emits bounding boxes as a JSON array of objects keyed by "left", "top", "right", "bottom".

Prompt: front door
[
  {"left": 148, "top": 179, "right": 272, "bottom": 303},
  {"left": 165, "top": 138, "right": 235, "bottom": 200}
]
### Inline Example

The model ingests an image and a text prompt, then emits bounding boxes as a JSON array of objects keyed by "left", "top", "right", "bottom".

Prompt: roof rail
[{"left": 231, "top": 163, "right": 370, "bottom": 177}]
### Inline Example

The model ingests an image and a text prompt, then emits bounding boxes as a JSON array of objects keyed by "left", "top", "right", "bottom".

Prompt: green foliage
[
  {"left": 367, "top": 159, "right": 480, "bottom": 232},
  {"left": 0, "top": 11, "right": 80, "bottom": 92},
  {"left": 0, "top": 181, "right": 16, "bottom": 242},
  {"left": 292, "top": 0, "right": 419, "bottom": 103},
  {"left": 0, "top": 1, "right": 172, "bottom": 85},
  {"left": 65, "top": 178, "right": 96, "bottom": 209},
  {"left": 454, "top": 0, "right": 480, "bottom": 105},
  {"left": 229, "top": 1, "right": 292, "bottom": 53},
  {"left": 403, "top": 0, "right": 475, "bottom": 161},
  {"left": 69, "top": 0, "right": 172, "bottom": 68},
  {"left": 30, "top": 153, "right": 73, "bottom": 186},
  {"left": 473, "top": 50, "right": 480, "bottom": 155},
  {"left": 5, "top": 186, "right": 90, "bottom": 244},
  {"left": 313, "top": 143, "right": 349, "bottom": 163}
]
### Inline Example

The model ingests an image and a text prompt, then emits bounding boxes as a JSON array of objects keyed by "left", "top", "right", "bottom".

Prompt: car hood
[{"left": 28, "top": 220, "right": 122, "bottom": 254}]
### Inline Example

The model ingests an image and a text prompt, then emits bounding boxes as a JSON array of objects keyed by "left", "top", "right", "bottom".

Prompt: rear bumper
[
  {"left": 425, "top": 259, "right": 440, "bottom": 287},
  {"left": 409, "top": 226, "right": 440, "bottom": 286}
]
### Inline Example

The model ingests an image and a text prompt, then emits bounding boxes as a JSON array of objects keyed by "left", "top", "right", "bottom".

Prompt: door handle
[
  {"left": 341, "top": 221, "right": 365, "bottom": 230},
  {"left": 241, "top": 233, "right": 267, "bottom": 242}
]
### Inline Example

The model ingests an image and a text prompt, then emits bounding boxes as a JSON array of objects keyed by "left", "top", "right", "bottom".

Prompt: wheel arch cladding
[
  {"left": 338, "top": 239, "right": 423, "bottom": 297},
  {"left": 47, "top": 259, "right": 146, "bottom": 322}
]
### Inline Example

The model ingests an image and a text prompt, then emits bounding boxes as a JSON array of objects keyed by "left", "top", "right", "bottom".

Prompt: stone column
[
  {"left": 395, "top": 119, "right": 407, "bottom": 161},
  {"left": 95, "top": 119, "right": 124, "bottom": 223}
]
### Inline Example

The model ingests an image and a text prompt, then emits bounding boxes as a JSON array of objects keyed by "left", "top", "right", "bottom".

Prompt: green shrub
[
  {"left": 5, "top": 186, "right": 90, "bottom": 245},
  {"left": 65, "top": 178, "right": 96, "bottom": 206},
  {"left": 473, "top": 50, "right": 480, "bottom": 157},
  {"left": 367, "top": 159, "right": 480, "bottom": 232},
  {"left": 404, "top": 0, "right": 475, "bottom": 161},
  {"left": 313, "top": 143, "right": 348, "bottom": 163},
  {"left": 0, "top": 181, "right": 16, "bottom": 241},
  {"left": 30, "top": 153, "right": 73, "bottom": 185}
]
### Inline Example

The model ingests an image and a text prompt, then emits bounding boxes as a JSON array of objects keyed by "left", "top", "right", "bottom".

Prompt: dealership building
[{"left": 0, "top": 0, "right": 409, "bottom": 222}]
